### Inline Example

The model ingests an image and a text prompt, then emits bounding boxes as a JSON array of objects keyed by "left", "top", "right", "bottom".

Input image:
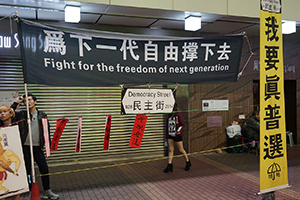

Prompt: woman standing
[{"left": 164, "top": 104, "right": 191, "bottom": 173}]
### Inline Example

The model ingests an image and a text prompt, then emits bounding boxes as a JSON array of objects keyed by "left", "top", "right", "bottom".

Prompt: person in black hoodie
[
  {"left": 11, "top": 94, "right": 59, "bottom": 200},
  {"left": 164, "top": 103, "right": 191, "bottom": 173},
  {"left": 244, "top": 111, "right": 260, "bottom": 142}
]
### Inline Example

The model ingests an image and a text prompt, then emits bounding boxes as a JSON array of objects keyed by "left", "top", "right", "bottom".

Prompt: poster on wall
[
  {"left": 202, "top": 100, "right": 229, "bottom": 111},
  {"left": 0, "top": 91, "right": 19, "bottom": 107},
  {"left": 207, "top": 116, "right": 222, "bottom": 127},
  {"left": 0, "top": 126, "right": 29, "bottom": 199}
]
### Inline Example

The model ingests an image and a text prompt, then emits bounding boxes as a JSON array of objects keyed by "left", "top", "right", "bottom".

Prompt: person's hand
[
  {"left": 175, "top": 132, "right": 181, "bottom": 135},
  {"left": 16, "top": 96, "right": 24, "bottom": 104}
]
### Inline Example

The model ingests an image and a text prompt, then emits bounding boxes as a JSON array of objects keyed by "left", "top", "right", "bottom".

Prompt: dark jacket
[
  {"left": 0, "top": 120, "right": 4, "bottom": 127},
  {"left": 11, "top": 102, "right": 50, "bottom": 147},
  {"left": 165, "top": 113, "right": 185, "bottom": 140},
  {"left": 244, "top": 115, "right": 260, "bottom": 141},
  {"left": 0, "top": 120, "right": 5, "bottom": 127}
]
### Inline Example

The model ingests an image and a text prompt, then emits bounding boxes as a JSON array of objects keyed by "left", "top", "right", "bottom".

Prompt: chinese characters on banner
[
  {"left": 41, "top": 118, "right": 50, "bottom": 157},
  {"left": 129, "top": 114, "right": 148, "bottom": 148},
  {"left": 50, "top": 118, "right": 69, "bottom": 151},
  {"left": 75, "top": 116, "right": 82, "bottom": 153},
  {"left": 122, "top": 88, "right": 175, "bottom": 114},
  {"left": 18, "top": 19, "right": 244, "bottom": 87},
  {"left": 259, "top": 0, "right": 289, "bottom": 193},
  {"left": 103, "top": 115, "right": 111, "bottom": 151}
]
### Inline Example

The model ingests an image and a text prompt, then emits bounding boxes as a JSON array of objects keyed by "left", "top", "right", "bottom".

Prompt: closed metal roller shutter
[
  {"left": 0, "top": 58, "right": 165, "bottom": 165},
  {"left": 0, "top": 58, "right": 24, "bottom": 90}
]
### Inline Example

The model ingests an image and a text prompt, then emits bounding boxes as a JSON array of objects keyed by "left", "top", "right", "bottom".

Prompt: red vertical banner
[
  {"left": 75, "top": 116, "right": 82, "bottom": 153},
  {"left": 41, "top": 118, "right": 50, "bottom": 157},
  {"left": 129, "top": 114, "right": 148, "bottom": 148},
  {"left": 51, "top": 118, "right": 69, "bottom": 151},
  {"left": 103, "top": 115, "right": 111, "bottom": 151}
]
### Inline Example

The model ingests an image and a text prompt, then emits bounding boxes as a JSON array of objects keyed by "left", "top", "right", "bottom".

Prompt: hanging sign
[
  {"left": 122, "top": 88, "right": 175, "bottom": 114},
  {"left": 50, "top": 118, "right": 69, "bottom": 151},
  {"left": 41, "top": 118, "right": 50, "bottom": 157},
  {"left": 129, "top": 114, "right": 148, "bottom": 148},
  {"left": 103, "top": 115, "right": 111, "bottom": 151},
  {"left": 259, "top": 0, "right": 289, "bottom": 194},
  {"left": 17, "top": 18, "right": 244, "bottom": 86},
  {"left": 75, "top": 116, "right": 82, "bottom": 153}
]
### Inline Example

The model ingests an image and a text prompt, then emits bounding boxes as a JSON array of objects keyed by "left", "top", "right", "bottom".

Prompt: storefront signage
[{"left": 0, "top": 19, "right": 20, "bottom": 57}]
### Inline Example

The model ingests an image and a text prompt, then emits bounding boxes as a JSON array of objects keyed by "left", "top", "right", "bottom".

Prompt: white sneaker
[{"left": 42, "top": 189, "right": 59, "bottom": 199}]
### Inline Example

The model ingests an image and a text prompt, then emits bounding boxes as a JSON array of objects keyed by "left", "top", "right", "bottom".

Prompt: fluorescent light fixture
[
  {"left": 282, "top": 21, "right": 296, "bottom": 34},
  {"left": 65, "top": 5, "right": 80, "bottom": 23},
  {"left": 185, "top": 16, "right": 201, "bottom": 31}
]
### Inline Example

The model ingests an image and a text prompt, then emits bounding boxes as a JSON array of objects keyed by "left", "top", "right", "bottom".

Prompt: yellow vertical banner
[{"left": 260, "top": 0, "right": 289, "bottom": 194}]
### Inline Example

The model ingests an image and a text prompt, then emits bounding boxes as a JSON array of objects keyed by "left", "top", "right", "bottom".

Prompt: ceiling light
[
  {"left": 65, "top": 5, "right": 80, "bottom": 23},
  {"left": 282, "top": 21, "right": 296, "bottom": 34},
  {"left": 185, "top": 16, "right": 201, "bottom": 31}
]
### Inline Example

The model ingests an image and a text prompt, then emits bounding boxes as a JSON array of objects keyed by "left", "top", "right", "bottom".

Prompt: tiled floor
[{"left": 20, "top": 145, "right": 300, "bottom": 200}]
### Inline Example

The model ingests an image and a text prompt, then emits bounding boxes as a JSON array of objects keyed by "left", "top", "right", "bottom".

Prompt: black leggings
[{"left": 23, "top": 145, "right": 50, "bottom": 191}]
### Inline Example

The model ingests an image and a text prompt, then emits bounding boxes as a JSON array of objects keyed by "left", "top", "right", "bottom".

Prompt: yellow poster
[{"left": 260, "top": 0, "right": 289, "bottom": 194}]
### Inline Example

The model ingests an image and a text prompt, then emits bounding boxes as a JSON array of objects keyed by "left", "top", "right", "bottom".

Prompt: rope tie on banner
[
  {"left": 147, "top": 83, "right": 151, "bottom": 89},
  {"left": 173, "top": 83, "right": 179, "bottom": 93},
  {"left": 119, "top": 84, "right": 124, "bottom": 90},
  {"left": 0, "top": 119, "right": 26, "bottom": 129},
  {"left": 237, "top": 34, "right": 256, "bottom": 80},
  {"left": 0, "top": 11, "right": 18, "bottom": 35},
  {"left": 37, "top": 140, "right": 260, "bottom": 177}
]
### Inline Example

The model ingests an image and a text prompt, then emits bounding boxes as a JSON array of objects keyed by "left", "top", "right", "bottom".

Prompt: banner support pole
[{"left": 24, "top": 83, "right": 36, "bottom": 183}]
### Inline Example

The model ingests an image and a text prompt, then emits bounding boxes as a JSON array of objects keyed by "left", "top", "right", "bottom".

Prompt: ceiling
[{"left": 0, "top": 0, "right": 299, "bottom": 37}]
